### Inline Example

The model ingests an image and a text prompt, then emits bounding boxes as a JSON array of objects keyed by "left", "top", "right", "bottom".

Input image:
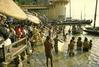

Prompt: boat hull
[{"left": 83, "top": 29, "right": 99, "bottom": 35}]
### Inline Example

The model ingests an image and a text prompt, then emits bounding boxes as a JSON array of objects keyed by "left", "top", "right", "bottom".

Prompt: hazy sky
[{"left": 66, "top": 0, "right": 99, "bottom": 26}]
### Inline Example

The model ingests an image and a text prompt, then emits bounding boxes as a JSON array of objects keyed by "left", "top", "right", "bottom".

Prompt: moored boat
[{"left": 84, "top": 0, "right": 99, "bottom": 35}]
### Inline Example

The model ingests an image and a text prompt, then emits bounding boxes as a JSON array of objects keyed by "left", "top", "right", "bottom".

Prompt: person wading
[
  {"left": 44, "top": 36, "right": 53, "bottom": 67},
  {"left": 89, "top": 40, "right": 92, "bottom": 50},
  {"left": 68, "top": 39, "right": 75, "bottom": 56},
  {"left": 77, "top": 37, "right": 82, "bottom": 51},
  {"left": 83, "top": 37, "right": 89, "bottom": 52},
  {"left": 54, "top": 35, "right": 62, "bottom": 54}
]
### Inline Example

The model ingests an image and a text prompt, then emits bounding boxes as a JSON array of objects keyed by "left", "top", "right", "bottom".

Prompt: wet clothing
[
  {"left": 54, "top": 37, "right": 59, "bottom": 54},
  {"left": 44, "top": 38, "right": 53, "bottom": 67},
  {"left": 54, "top": 38, "right": 59, "bottom": 45},
  {"left": 44, "top": 40, "right": 53, "bottom": 57},
  {"left": 89, "top": 41, "right": 92, "bottom": 49},
  {"left": 83, "top": 41, "right": 89, "bottom": 52},
  {"left": 77, "top": 40, "right": 82, "bottom": 51},
  {"left": 68, "top": 40, "right": 75, "bottom": 56},
  {"left": 68, "top": 42, "right": 74, "bottom": 52}
]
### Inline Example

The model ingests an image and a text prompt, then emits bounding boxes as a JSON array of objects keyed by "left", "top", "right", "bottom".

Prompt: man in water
[
  {"left": 83, "top": 37, "right": 89, "bottom": 52},
  {"left": 68, "top": 39, "right": 75, "bottom": 56},
  {"left": 77, "top": 37, "right": 82, "bottom": 51},
  {"left": 54, "top": 35, "right": 62, "bottom": 54},
  {"left": 89, "top": 40, "right": 92, "bottom": 50},
  {"left": 44, "top": 36, "right": 53, "bottom": 67}
]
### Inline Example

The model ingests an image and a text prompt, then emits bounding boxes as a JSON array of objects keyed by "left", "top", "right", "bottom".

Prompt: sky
[{"left": 66, "top": 0, "right": 99, "bottom": 26}]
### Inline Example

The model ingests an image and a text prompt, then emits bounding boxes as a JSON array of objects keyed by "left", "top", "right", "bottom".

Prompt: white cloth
[{"left": 0, "top": 38, "right": 12, "bottom": 48}]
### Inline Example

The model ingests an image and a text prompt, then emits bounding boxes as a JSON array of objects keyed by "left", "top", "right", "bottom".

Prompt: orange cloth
[{"left": 15, "top": 26, "right": 24, "bottom": 38}]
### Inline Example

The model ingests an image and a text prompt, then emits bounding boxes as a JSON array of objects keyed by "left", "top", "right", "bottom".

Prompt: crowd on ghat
[
  {"left": 0, "top": 15, "right": 43, "bottom": 60},
  {"left": 0, "top": 15, "right": 93, "bottom": 67}
]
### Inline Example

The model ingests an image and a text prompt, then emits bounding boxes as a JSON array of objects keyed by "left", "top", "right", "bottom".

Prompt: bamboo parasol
[
  {"left": 27, "top": 14, "right": 41, "bottom": 24},
  {"left": 0, "top": 0, "right": 27, "bottom": 20}
]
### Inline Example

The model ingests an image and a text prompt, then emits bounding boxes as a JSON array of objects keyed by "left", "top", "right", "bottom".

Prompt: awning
[
  {"left": 0, "top": 0, "right": 27, "bottom": 20},
  {"left": 27, "top": 14, "right": 41, "bottom": 24}
]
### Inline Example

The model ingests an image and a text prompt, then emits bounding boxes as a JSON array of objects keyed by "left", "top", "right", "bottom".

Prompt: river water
[
  {"left": 61, "top": 26, "right": 99, "bottom": 67},
  {"left": 66, "top": 33, "right": 99, "bottom": 67},
  {"left": 32, "top": 30, "right": 99, "bottom": 67},
  {"left": 8, "top": 27, "right": 99, "bottom": 67},
  {"left": 79, "top": 34, "right": 99, "bottom": 67},
  {"left": 26, "top": 28, "right": 99, "bottom": 67}
]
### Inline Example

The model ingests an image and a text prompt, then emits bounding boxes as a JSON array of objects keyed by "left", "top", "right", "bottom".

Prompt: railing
[
  {"left": 0, "top": 37, "right": 28, "bottom": 64},
  {"left": 20, "top": 4, "right": 49, "bottom": 10},
  {"left": 21, "top": 3, "right": 49, "bottom": 6}
]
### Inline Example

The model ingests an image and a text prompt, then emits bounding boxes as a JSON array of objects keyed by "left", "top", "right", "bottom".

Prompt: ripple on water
[{"left": 77, "top": 34, "right": 99, "bottom": 67}]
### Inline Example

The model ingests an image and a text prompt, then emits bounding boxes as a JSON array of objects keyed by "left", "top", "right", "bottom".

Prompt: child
[{"left": 89, "top": 40, "right": 92, "bottom": 50}]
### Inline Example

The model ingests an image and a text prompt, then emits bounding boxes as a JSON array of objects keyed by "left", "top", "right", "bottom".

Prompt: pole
[
  {"left": 65, "top": 5, "right": 67, "bottom": 21},
  {"left": 69, "top": 0, "right": 71, "bottom": 19},
  {"left": 84, "top": 0, "right": 86, "bottom": 20},
  {"left": 94, "top": 0, "right": 98, "bottom": 28}
]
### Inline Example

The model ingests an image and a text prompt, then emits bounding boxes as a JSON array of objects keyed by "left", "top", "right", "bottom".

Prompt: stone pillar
[
  {"left": 48, "top": 0, "right": 68, "bottom": 20},
  {"left": 54, "top": 3, "right": 66, "bottom": 20}
]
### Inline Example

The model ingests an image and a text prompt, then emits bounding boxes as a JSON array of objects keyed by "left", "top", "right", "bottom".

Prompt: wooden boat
[
  {"left": 72, "top": 25, "right": 83, "bottom": 34},
  {"left": 84, "top": 28, "right": 99, "bottom": 35},
  {"left": 59, "top": 19, "right": 92, "bottom": 25},
  {"left": 84, "top": 27, "right": 99, "bottom": 35},
  {"left": 84, "top": 0, "right": 99, "bottom": 35},
  {"left": 49, "top": 19, "right": 92, "bottom": 25}
]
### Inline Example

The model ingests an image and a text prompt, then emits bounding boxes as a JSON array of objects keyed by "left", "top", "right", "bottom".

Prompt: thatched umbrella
[
  {"left": 0, "top": 0, "right": 27, "bottom": 20},
  {"left": 27, "top": 14, "right": 41, "bottom": 24}
]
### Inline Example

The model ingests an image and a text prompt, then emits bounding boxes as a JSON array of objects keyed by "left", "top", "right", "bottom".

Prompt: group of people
[
  {"left": 68, "top": 36, "right": 92, "bottom": 56},
  {"left": 0, "top": 14, "right": 45, "bottom": 62},
  {"left": 0, "top": 15, "right": 93, "bottom": 67},
  {"left": 43, "top": 25, "right": 93, "bottom": 67}
]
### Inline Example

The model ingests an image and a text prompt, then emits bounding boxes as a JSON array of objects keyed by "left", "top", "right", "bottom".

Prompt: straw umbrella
[
  {"left": 27, "top": 14, "right": 41, "bottom": 24},
  {"left": 0, "top": 0, "right": 27, "bottom": 20}
]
